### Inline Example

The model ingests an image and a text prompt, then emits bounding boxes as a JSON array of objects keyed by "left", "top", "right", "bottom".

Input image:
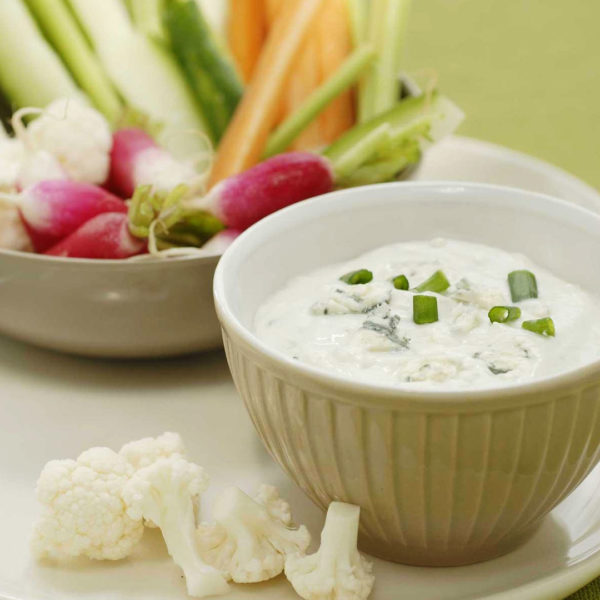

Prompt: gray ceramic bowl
[
  {"left": 214, "top": 182, "right": 600, "bottom": 566},
  {"left": 0, "top": 251, "right": 221, "bottom": 357}
]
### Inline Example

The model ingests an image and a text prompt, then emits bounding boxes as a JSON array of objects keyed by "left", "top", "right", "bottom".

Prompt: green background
[
  {"left": 405, "top": 0, "right": 600, "bottom": 191},
  {"left": 406, "top": 2, "right": 599, "bottom": 596}
]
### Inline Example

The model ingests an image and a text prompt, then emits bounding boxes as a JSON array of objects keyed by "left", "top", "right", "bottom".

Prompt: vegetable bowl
[
  {"left": 214, "top": 181, "right": 600, "bottom": 566},
  {"left": 0, "top": 249, "right": 223, "bottom": 357}
]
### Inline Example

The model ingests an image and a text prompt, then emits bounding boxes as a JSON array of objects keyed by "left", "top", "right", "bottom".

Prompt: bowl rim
[{"left": 214, "top": 180, "right": 600, "bottom": 402}]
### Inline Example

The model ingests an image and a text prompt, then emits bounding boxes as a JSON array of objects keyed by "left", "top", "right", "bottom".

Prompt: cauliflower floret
[
  {"left": 120, "top": 431, "right": 186, "bottom": 470},
  {"left": 122, "top": 456, "right": 228, "bottom": 598},
  {"left": 0, "top": 204, "right": 32, "bottom": 251},
  {"left": 32, "top": 447, "right": 144, "bottom": 561},
  {"left": 255, "top": 483, "right": 292, "bottom": 524},
  {"left": 26, "top": 98, "right": 112, "bottom": 184},
  {"left": 285, "top": 502, "right": 374, "bottom": 600},
  {"left": 0, "top": 138, "right": 25, "bottom": 191},
  {"left": 197, "top": 486, "right": 311, "bottom": 583}
]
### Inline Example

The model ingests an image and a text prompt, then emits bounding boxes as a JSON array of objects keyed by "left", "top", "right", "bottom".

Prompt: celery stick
[
  {"left": 68, "top": 0, "right": 210, "bottom": 154},
  {"left": 127, "top": 0, "right": 165, "bottom": 40},
  {"left": 25, "top": 0, "right": 122, "bottom": 122},
  {"left": 359, "top": 0, "right": 412, "bottom": 122},
  {"left": 347, "top": 0, "right": 368, "bottom": 47},
  {"left": 263, "top": 46, "right": 376, "bottom": 158},
  {"left": 325, "top": 92, "right": 464, "bottom": 176},
  {"left": 337, "top": 150, "right": 414, "bottom": 187},
  {"left": 0, "top": 0, "right": 80, "bottom": 109}
]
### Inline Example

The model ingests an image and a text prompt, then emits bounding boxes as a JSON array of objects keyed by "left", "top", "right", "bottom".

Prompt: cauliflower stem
[
  {"left": 285, "top": 502, "right": 374, "bottom": 600},
  {"left": 122, "top": 456, "right": 229, "bottom": 598}
]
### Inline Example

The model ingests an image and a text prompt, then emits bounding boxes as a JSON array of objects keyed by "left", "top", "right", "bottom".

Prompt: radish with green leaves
[
  {"left": 107, "top": 128, "right": 202, "bottom": 198},
  {"left": 193, "top": 151, "right": 334, "bottom": 230},
  {"left": 45, "top": 212, "right": 145, "bottom": 259},
  {"left": 19, "top": 180, "right": 127, "bottom": 252}
]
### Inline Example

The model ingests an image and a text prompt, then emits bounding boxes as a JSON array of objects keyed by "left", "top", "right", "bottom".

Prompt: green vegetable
[
  {"left": 413, "top": 295, "right": 438, "bottom": 324},
  {"left": 126, "top": 0, "right": 164, "bottom": 39},
  {"left": 392, "top": 274, "right": 409, "bottom": 290},
  {"left": 25, "top": 0, "right": 122, "bottom": 122},
  {"left": 0, "top": 0, "right": 80, "bottom": 110},
  {"left": 358, "top": 0, "right": 412, "bottom": 122},
  {"left": 163, "top": 0, "right": 243, "bottom": 143},
  {"left": 415, "top": 270, "right": 450, "bottom": 293},
  {"left": 522, "top": 317, "right": 555, "bottom": 337},
  {"left": 488, "top": 306, "right": 522, "bottom": 324},
  {"left": 67, "top": 0, "right": 210, "bottom": 154},
  {"left": 264, "top": 46, "right": 376, "bottom": 158},
  {"left": 323, "top": 91, "right": 464, "bottom": 183},
  {"left": 340, "top": 269, "right": 373, "bottom": 285},
  {"left": 508, "top": 270, "right": 538, "bottom": 302}
]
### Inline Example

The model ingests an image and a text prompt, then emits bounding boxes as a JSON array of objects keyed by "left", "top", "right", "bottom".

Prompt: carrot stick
[
  {"left": 265, "top": 0, "right": 284, "bottom": 26},
  {"left": 318, "top": 0, "right": 355, "bottom": 143},
  {"left": 227, "top": 0, "right": 267, "bottom": 83},
  {"left": 210, "top": 0, "right": 324, "bottom": 186},
  {"left": 288, "top": 37, "right": 323, "bottom": 151}
]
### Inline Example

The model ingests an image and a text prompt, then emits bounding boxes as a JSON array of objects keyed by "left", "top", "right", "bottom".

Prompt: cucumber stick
[
  {"left": 163, "top": 0, "right": 243, "bottom": 143},
  {"left": 24, "top": 0, "right": 122, "bottom": 122},
  {"left": 67, "top": 0, "right": 211, "bottom": 153},
  {"left": 0, "top": 0, "right": 80, "bottom": 109}
]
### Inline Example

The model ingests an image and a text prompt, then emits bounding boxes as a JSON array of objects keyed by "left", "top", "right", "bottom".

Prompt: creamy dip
[{"left": 255, "top": 239, "right": 600, "bottom": 389}]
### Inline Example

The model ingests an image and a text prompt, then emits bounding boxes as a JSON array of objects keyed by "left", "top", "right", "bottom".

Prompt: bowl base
[{"left": 359, "top": 522, "right": 541, "bottom": 567}]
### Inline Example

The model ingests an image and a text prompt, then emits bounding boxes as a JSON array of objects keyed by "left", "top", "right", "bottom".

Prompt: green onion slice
[
  {"left": 392, "top": 274, "right": 409, "bottom": 290},
  {"left": 488, "top": 305, "right": 522, "bottom": 324},
  {"left": 508, "top": 270, "right": 538, "bottom": 302},
  {"left": 413, "top": 295, "right": 439, "bottom": 324},
  {"left": 522, "top": 317, "right": 555, "bottom": 337},
  {"left": 415, "top": 269, "right": 450, "bottom": 293},
  {"left": 340, "top": 268, "right": 373, "bottom": 285}
]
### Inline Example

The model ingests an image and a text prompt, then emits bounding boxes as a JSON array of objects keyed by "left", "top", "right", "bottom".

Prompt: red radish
[
  {"left": 45, "top": 213, "right": 146, "bottom": 259},
  {"left": 107, "top": 128, "right": 199, "bottom": 198},
  {"left": 194, "top": 152, "right": 333, "bottom": 231},
  {"left": 19, "top": 180, "right": 127, "bottom": 252}
]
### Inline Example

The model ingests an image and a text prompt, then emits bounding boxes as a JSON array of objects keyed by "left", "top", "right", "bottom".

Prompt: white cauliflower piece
[
  {"left": 122, "top": 456, "right": 229, "bottom": 598},
  {"left": 0, "top": 204, "right": 32, "bottom": 251},
  {"left": 26, "top": 98, "right": 112, "bottom": 184},
  {"left": 285, "top": 502, "right": 374, "bottom": 600},
  {"left": 32, "top": 447, "right": 144, "bottom": 561},
  {"left": 197, "top": 486, "right": 311, "bottom": 583},
  {"left": 120, "top": 431, "right": 186, "bottom": 470},
  {"left": 255, "top": 483, "right": 292, "bottom": 524},
  {"left": 0, "top": 138, "right": 25, "bottom": 191}
]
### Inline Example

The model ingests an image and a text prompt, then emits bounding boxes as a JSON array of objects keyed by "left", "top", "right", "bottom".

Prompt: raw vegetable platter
[
  {"left": 2, "top": 138, "right": 600, "bottom": 600},
  {"left": 0, "top": 0, "right": 461, "bottom": 260}
]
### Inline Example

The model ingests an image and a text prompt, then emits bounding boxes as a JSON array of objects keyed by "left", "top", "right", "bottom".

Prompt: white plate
[{"left": 1, "top": 136, "right": 599, "bottom": 600}]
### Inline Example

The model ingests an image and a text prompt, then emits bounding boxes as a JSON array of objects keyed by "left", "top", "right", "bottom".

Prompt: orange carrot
[
  {"left": 318, "top": 0, "right": 355, "bottom": 143},
  {"left": 210, "top": 0, "right": 324, "bottom": 186},
  {"left": 265, "top": 0, "right": 284, "bottom": 26},
  {"left": 288, "top": 36, "right": 323, "bottom": 150},
  {"left": 228, "top": 0, "right": 267, "bottom": 83}
]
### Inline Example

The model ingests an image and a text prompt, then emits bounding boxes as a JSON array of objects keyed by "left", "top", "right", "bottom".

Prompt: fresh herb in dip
[{"left": 254, "top": 239, "right": 600, "bottom": 388}]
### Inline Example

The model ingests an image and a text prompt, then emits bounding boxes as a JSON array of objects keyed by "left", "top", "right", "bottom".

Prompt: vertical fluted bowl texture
[{"left": 214, "top": 182, "right": 600, "bottom": 566}]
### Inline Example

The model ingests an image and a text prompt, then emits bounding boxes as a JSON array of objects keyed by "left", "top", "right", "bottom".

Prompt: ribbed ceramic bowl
[
  {"left": 0, "top": 251, "right": 221, "bottom": 357},
  {"left": 214, "top": 182, "right": 600, "bottom": 566}
]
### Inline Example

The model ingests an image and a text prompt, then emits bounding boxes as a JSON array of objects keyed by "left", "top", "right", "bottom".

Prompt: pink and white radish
[
  {"left": 107, "top": 128, "right": 202, "bottom": 198},
  {"left": 200, "top": 229, "right": 239, "bottom": 254},
  {"left": 190, "top": 152, "right": 334, "bottom": 231},
  {"left": 19, "top": 180, "right": 126, "bottom": 252},
  {"left": 45, "top": 212, "right": 145, "bottom": 259},
  {"left": 12, "top": 98, "right": 112, "bottom": 186}
]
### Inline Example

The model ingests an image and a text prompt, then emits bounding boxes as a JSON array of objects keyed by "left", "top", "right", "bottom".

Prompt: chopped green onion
[
  {"left": 392, "top": 274, "right": 409, "bottom": 290},
  {"left": 413, "top": 295, "right": 438, "bottom": 324},
  {"left": 488, "top": 305, "right": 522, "bottom": 324},
  {"left": 415, "top": 270, "right": 450, "bottom": 293},
  {"left": 522, "top": 317, "right": 555, "bottom": 337},
  {"left": 340, "top": 269, "right": 373, "bottom": 285},
  {"left": 508, "top": 270, "right": 538, "bottom": 302}
]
